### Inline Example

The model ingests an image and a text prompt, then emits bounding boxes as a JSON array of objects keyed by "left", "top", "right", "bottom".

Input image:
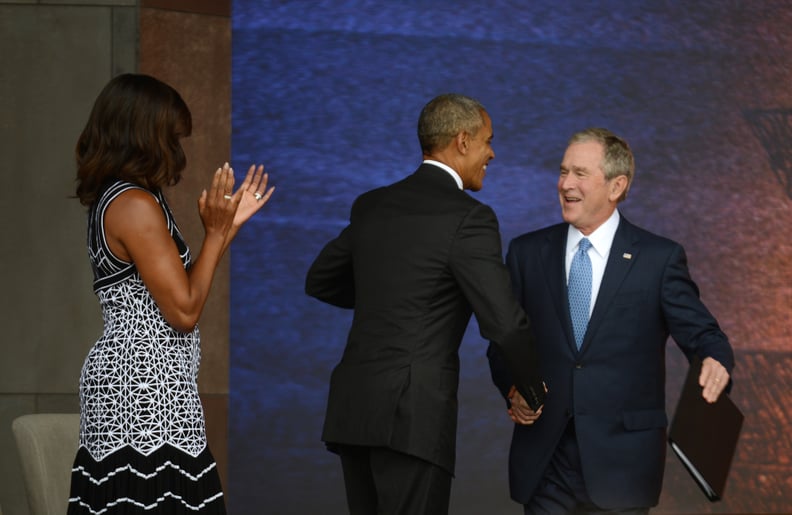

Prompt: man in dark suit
[
  {"left": 305, "top": 94, "right": 542, "bottom": 515},
  {"left": 488, "top": 128, "right": 735, "bottom": 514}
]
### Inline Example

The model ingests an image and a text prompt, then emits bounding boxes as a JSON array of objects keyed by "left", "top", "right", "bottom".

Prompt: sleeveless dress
[{"left": 68, "top": 180, "right": 226, "bottom": 514}]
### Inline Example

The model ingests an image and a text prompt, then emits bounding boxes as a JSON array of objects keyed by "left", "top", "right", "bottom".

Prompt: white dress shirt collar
[
  {"left": 566, "top": 209, "right": 621, "bottom": 259},
  {"left": 423, "top": 160, "right": 463, "bottom": 190}
]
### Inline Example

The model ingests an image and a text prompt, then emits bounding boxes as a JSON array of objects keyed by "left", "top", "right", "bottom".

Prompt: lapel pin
[{"left": 623, "top": 253, "right": 632, "bottom": 260}]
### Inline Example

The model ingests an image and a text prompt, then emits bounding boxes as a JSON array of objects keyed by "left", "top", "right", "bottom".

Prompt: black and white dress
[{"left": 68, "top": 180, "right": 226, "bottom": 514}]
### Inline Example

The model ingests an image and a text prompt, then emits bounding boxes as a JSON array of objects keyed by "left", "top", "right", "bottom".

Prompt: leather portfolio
[{"left": 668, "top": 356, "right": 743, "bottom": 501}]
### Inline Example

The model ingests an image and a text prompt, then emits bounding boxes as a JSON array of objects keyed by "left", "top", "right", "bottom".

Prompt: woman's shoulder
[
  {"left": 103, "top": 179, "right": 155, "bottom": 197},
  {"left": 97, "top": 179, "right": 159, "bottom": 209}
]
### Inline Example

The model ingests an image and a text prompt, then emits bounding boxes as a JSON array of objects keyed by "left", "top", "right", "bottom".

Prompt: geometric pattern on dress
[
  {"left": 69, "top": 448, "right": 225, "bottom": 513},
  {"left": 69, "top": 490, "right": 225, "bottom": 514},
  {"left": 80, "top": 180, "right": 207, "bottom": 461},
  {"left": 72, "top": 459, "right": 219, "bottom": 485},
  {"left": 68, "top": 443, "right": 226, "bottom": 513},
  {"left": 568, "top": 237, "right": 592, "bottom": 350}
]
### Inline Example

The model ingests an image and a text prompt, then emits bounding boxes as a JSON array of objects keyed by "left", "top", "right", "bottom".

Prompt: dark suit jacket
[
  {"left": 306, "top": 163, "right": 535, "bottom": 474},
  {"left": 488, "top": 215, "right": 734, "bottom": 508}
]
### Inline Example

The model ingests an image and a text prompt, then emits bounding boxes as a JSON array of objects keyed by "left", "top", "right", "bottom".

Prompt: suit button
[{"left": 575, "top": 363, "right": 583, "bottom": 369}]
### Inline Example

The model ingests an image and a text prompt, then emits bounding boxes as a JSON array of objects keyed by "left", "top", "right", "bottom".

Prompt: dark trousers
[
  {"left": 337, "top": 444, "right": 452, "bottom": 515},
  {"left": 524, "top": 421, "right": 649, "bottom": 515}
]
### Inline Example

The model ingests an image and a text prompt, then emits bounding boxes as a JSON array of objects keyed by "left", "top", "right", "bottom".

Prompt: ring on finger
[
  {"left": 254, "top": 192, "right": 263, "bottom": 200},
  {"left": 223, "top": 194, "right": 232, "bottom": 200}
]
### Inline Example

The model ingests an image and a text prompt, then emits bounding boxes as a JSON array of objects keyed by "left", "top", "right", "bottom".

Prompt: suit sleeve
[
  {"left": 449, "top": 204, "right": 524, "bottom": 338},
  {"left": 305, "top": 224, "right": 355, "bottom": 309},
  {"left": 487, "top": 238, "right": 523, "bottom": 399},
  {"left": 661, "top": 243, "right": 735, "bottom": 372},
  {"left": 450, "top": 204, "right": 544, "bottom": 408}
]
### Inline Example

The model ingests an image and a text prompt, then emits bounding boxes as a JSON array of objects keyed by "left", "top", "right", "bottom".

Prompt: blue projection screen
[{"left": 230, "top": 2, "right": 792, "bottom": 513}]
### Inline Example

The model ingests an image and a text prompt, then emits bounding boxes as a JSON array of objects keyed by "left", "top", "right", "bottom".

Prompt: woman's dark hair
[{"left": 75, "top": 73, "right": 192, "bottom": 205}]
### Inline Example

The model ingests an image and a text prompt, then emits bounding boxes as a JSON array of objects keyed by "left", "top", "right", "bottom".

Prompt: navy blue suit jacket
[{"left": 488, "top": 215, "right": 734, "bottom": 509}]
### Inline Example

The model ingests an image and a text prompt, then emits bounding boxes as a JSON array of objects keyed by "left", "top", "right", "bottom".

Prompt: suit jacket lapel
[
  {"left": 542, "top": 227, "right": 578, "bottom": 354},
  {"left": 581, "top": 217, "right": 639, "bottom": 352}
]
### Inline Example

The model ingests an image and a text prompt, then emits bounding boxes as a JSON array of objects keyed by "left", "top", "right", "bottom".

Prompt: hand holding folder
[{"left": 668, "top": 356, "right": 744, "bottom": 501}]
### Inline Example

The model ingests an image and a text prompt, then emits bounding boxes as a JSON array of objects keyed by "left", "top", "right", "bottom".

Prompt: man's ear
[
  {"left": 455, "top": 131, "right": 469, "bottom": 155},
  {"left": 608, "top": 175, "right": 628, "bottom": 201}
]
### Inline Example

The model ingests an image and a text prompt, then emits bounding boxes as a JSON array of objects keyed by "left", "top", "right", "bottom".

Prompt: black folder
[{"left": 668, "top": 356, "right": 743, "bottom": 501}]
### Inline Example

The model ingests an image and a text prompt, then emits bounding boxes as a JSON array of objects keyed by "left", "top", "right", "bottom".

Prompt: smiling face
[
  {"left": 558, "top": 139, "right": 627, "bottom": 235},
  {"left": 458, "top": 110, "right": 494, "bottom": 192}
]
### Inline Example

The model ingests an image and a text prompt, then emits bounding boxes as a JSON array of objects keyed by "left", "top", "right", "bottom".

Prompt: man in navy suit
[
  {"left": 488, "top": 128, "right": 734, "bottom": 514},
  {"left": 306, "top": 94, "right": 543, "bottom": 515}
]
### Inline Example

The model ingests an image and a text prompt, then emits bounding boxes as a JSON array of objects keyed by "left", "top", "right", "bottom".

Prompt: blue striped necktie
[{"left": 568, "top": 238, "right": 592, "bottom": 349}]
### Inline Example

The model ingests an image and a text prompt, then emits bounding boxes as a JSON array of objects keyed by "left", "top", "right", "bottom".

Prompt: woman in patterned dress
[{"left": 67, "top": 73, "right": 273, "bottom": 514}]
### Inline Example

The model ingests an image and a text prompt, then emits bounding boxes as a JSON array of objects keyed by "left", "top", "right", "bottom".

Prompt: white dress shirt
[{"left": 565, "top": 210, "right": 621, "bottom": 316}]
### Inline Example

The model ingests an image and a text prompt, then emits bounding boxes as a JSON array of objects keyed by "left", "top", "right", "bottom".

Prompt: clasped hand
[{"left": 507, "top": 386, "right": 543, "bottom": 425}]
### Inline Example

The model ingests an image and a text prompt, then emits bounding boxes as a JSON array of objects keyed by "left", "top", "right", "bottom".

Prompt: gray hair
[{"left": 418, "top": 94, "right": 486, "bottom": 154}]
